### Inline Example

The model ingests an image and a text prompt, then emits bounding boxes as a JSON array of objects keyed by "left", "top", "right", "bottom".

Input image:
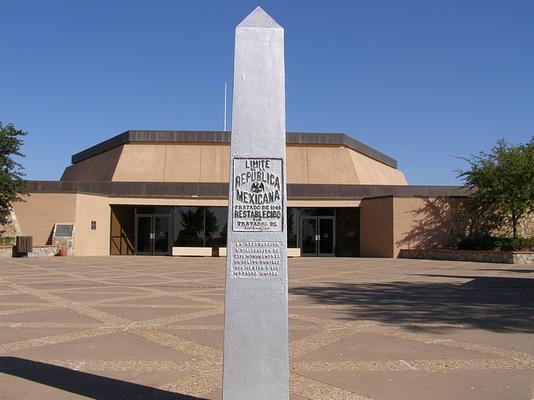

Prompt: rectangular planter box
[
  {"left": 172, "top": 247, "right": 212, "bottom": 257},
  {"left": 0, "top": 246, "right": 12, "bottom": 258},
  {"left": 0, "top": 245, "right": 56, "bottom": 258},
  {"left": 28, "top": 246, "right": 57, "bottom": 257}
]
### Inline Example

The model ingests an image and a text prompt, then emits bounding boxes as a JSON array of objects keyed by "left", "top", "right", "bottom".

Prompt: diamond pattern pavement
[{"left": 0, "top": 256, "right": 533, "bottom": 399}]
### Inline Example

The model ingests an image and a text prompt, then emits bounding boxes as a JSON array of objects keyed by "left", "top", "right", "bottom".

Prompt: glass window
[
  {"left": 205, "top": 207, "right": 228, "bottom": 247},
  {"left": 172, "top": 207, "right": 228, "bottom": 248},
  {"left": 174, "top": 207, "right": 204, "bottom": 247},
  {"left": 335, "top": 208, "right": 360, "bottom": 257},
  {"left": 287, "top": 208, "right": 298, "bottom": 248}
]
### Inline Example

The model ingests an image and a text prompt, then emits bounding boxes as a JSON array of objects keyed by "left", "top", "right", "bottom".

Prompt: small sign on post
[
  {"left": 54, "top": 224, "right": 74, "bottom": 237},
  {"left": 52, "top": 223, "right": 75, "bottom": 256}
]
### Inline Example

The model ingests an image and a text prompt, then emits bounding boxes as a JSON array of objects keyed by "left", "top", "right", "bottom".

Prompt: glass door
[
  {"left": 135, "top": 215, "right": 153, "bottom": 255},
  {"left": 300, "top": 216, "right": 335, "bottom": 256},
  {"left": 301, "top": 217, "right": 317, "bottom": 256},
  {"left": 153, "top": 215, "right": 170, "bottom": 255},
  {"left": 135, "top": 214, "right": 171, "bottom": 255},
  {"left": 318, "top": 217, "right": 335, "bottom": 256}
]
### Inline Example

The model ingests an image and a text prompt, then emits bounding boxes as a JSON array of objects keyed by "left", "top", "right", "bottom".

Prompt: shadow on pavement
[
  {"left": 289, "top": 276, "right": 534, "bottom": 333},
  {"left": 475, "top": 268, "right": 534, "bottom": 274},
  {"left": 0, "top": 357, "right": 205, "bottom": 400}
]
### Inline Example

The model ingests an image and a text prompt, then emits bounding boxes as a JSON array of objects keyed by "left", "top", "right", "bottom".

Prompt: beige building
[{"left": 12, "top": 130, "right": 467, "bottom": 257}]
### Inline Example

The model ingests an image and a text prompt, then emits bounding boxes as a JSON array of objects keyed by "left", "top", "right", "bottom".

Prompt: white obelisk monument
[{"left": 223, "top": 7, "right": 288, "bottom": 400}]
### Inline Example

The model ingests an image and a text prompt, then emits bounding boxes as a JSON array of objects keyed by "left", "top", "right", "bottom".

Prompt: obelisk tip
[{"left": 237, "top": 6, "right": 282, "bottom": 29}]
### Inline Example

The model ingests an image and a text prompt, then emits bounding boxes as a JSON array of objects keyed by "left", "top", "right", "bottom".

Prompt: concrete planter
[
  {"left": 0, "top": 245, "right": 57, "bottom": 258},
  {"left": 0, "top": 246, "right": 13, "bottom": 258},
  {"left": 399, "top": 248, "right": 534, "bottom": 264}
]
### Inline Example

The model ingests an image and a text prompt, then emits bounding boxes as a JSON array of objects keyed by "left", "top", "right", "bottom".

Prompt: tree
[
  {"left": 457, "top": 137, "right": 534, "bottom": 238},
  {"left": 0, "top": 121, "right": 27, "bottom": 229}
]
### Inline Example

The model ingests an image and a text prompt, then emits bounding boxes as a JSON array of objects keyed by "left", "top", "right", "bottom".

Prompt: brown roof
[{"left": 71, "top": 130, "right": 399, "bottom": 169}]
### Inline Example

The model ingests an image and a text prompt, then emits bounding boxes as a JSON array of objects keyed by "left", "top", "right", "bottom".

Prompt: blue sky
[{"left": 1, "top": 0, "right": 533, "bottom": 185}]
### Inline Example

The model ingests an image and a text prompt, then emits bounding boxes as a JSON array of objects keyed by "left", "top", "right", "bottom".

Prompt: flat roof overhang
[
  {"left": 71, "top": 130, "right": 399, "bottom": 169},
  {"left": 25, "top": 181, "right": 469, "bottom": 199}
]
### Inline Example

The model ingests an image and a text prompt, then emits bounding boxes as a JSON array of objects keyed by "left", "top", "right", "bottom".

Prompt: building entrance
[
  {"left": 300, "top": 216, "right": 335, "bottom": 256},
  {"left": 135, "top": 214, "right": 171, "bottom": 255},
  {"left": 111, "top": 206, "right": 358, "bottom": 257}
]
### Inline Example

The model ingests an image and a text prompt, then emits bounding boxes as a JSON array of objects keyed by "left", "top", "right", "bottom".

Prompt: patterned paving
[{"left": 0, "top": 256, "right": 533, "bottom": 399}]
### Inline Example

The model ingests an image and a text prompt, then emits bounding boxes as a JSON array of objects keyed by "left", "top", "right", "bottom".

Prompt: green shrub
[
  {"left": 457, "top": 233, "right": 497, "bottom": 250},
  {"left": 457, "top": 234, "right": 533, "bottom": 251},
  {"left": 495, "top": 237, "right": 534, "bottom": 251},
  {"left": 0, "top": 236, "right": 15, "bottom": 246}
]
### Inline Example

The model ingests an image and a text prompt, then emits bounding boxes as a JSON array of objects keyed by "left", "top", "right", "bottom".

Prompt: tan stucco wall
[
  {"left": 393, "top": 197, "right": 427, "bottom": 257},
  {"left": 302, "top": 146, "right": 359, "bottom": 184},
  {"left": 61, "top": 146, "right": 123, "bottom": 181},
  {"left": 12, "top": 193, "right": 77, "bottom": 246},
  {"left": 109, "top": 197, "right": 228, "bottom": 206},
  {"left": 393, "top": 197, "right": 468, "bottom": 257},
  {"left": 74, "top": 194, "right": 111, "bottom": 256},
  {"left": 288, "top": 199, "right": 361, "bottom": 207},
  {"left": 348, "top": 149, "right": 407, "bottom": 185},
  {"left": 63, "top": 142, "right": 407, "bottom": 186},
  {"left": 287, "top": 145, "right": 407, "bottom": 185},
  {"left": 360, "top": 196, "right": 394, "bottom": 257},
  {"left": 12, "top": 193, "right": 111, "bottom": 255},
  {"left": 286, "top": 146, "right": 309, "bottom": 183},
  {"left": 111, "top": 144, "right": 231, "bottom": 183},
  {"left": 360, "top": 196, "right": 469, "bottom": 258},
  {"left": 112, "top": 144, "right": 168, "bottom": 182},
  {"left": 199, "top": 145, "right": 231, "bottom": 182}
]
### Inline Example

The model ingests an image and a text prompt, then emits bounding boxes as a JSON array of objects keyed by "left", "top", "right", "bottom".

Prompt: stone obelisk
[{"left": 223, "top": 7, "right": 288, "bottom": 400}]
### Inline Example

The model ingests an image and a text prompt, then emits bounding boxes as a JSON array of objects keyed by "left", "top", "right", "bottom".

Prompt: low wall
[
  {"left": 0, "top": 246, "right": 12, "bottom": 258},
  {"left": 172, "top": 247, "right": 213, "bottom": 257},
  {"left": 0, "top": 245, "right": 57, "bottom": 258},
  {"left": 171, "top": 247, "right": 302, "bottom": 257},
  {"left": 399, "top": 249, "right": 534, "bottom": 264},
  {"left": 28, "top": 246, "right": 57, "bottom": 257}
]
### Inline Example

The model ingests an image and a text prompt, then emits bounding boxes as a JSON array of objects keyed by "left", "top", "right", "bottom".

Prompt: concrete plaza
[{"left": 0, "top": 256, "right": 533, "bottom": 399}]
